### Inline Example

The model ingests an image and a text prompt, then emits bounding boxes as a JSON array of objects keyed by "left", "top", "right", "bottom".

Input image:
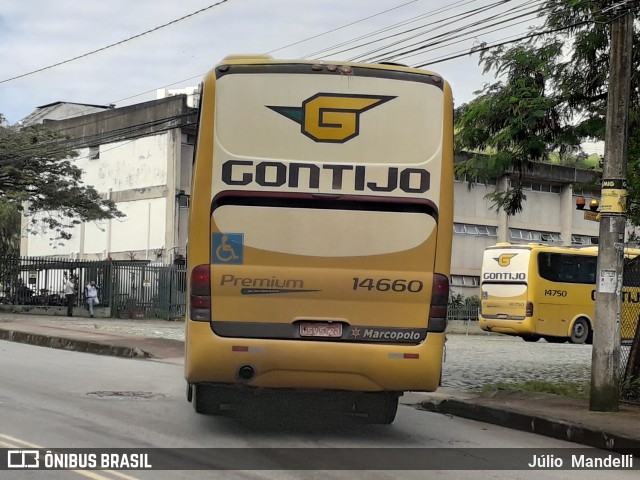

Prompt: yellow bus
[
  {"left": 479, "top": 242, "right": 640, "bottom": 344},
  {"left": 185, "top": 55, "right": 454, "bottom": 423}
]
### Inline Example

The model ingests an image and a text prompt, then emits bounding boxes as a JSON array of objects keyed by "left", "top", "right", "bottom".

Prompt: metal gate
[
  {"left": 621, "top": 256, "right": 640, "bottom": 403},
  {"left": 110, "top": 261, "right": 186, "bottom": 320}
]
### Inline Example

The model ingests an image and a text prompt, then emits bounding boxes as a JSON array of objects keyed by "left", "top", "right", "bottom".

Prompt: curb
[
  {"left": 420, "top": 398, "right": 640, "bottom": 454},
  {"left": 0, "top": 329, "right": 152, "bottom": 359}
]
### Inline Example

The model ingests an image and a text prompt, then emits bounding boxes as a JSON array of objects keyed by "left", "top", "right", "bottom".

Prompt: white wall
[
  {"left": 109, "top": 198, "right": 167, "bottom": 255},
  {"left": 453, "top": 182, "right": 495, "bottom": 223},
  {"left": 511, "top": 191, "right": 561, "bottom": 231},
  {"left": 24, "top": 212, "right": 82, "bottom": 257},
  {"left": 451, "top": 234, "right": 498, "bottom": 274},
  {"left": 77, "top": 134, "right": 169, "bottom": 191}
]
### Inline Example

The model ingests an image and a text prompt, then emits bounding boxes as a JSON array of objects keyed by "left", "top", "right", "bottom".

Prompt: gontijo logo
[
  {"left": 267, "top": 93, "right": 396, "bottom": 143},
  {"left": 494, "top": 253, "right": 518, "bottom": 267}
]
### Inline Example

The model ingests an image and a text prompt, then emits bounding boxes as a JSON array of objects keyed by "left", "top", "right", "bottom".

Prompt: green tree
[
  {"left": 0, "top": 199, "right": 20, "bottom": 256},
  {"left": 454, "top": 0, "right": 640, "bottom": 221},
  {"left": 464, "top": 295, "right": 481, "bottom": 309},
  {"left": 0, "top": 113, "right": 123, "bottom": 247},
  {"left": 448, "top": 292, "right": 465, "bottom": 308}
]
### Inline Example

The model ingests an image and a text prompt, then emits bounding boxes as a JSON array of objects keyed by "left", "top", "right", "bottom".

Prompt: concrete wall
[{"left": 21, "top": 96, "right": 197, "bottom": 262}]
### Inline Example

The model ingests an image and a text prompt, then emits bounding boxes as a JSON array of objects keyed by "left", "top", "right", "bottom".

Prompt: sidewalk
[
  {"left": 1, "top": 312, "right": 639, "bottom": 455},
  {"left": 0, "top": 311, "right": 184, "bottom": 361}
]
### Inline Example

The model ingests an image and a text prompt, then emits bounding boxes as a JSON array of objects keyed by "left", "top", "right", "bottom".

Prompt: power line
[
  {"left": 2, "top": 0, "right": 529, "bottom": 124},
  {"left": 39, "top": 0, "right": 527, "bottom": 124},
  {"left": 0, "top": 1, "right": 612, "bottom": 164},
  {"left": 6, "top": 0, "right": 620, "bottom": 133},
  {"left": 2, "top": 112, "right": 197, "bottom": 164},
  {"left": 0, "top": 0, "right": 231, "bottom": 85},
  {"left": 413, "top": 0, "right": 639, "bottom": 67},
  {"left": 360, "top": 0, "right": 546, "bottom": 64},
  {"left": 413, "top": 19, "right": 591, "bottom": 67},
  {"left": 265, "top": 0, "right": 428, "bottom": 55},
  {"left": 317, "top": 0, "right": 518, "bottom": 61},
  {"left": 298, "top": 0, "right": 481, "bottom": 59},
  {"left": 352, "top": 0, "right": 542, "bottom": 63}
]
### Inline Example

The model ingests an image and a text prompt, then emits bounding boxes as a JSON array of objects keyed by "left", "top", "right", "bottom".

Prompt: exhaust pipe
[{"left": 238, "top": 365, "right": 255, "bottom": 380}]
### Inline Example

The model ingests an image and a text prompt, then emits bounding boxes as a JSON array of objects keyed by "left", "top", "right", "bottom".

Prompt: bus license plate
[{"left": 299, "top": 323, "right": 342, "bottom": 338}]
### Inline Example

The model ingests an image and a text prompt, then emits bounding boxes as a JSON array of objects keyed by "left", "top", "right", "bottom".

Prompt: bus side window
[
  {"left": 538, "top": 253, "right": 555, "bottom": 280},
  {"left": 560, "top": 256, "right": 575, "bottom": 282},
  {"left": 586, "top": 258, "right": 597, "bottom": 284}
]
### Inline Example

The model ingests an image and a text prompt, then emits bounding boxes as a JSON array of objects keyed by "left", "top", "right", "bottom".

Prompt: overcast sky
[{"left": 0, "top": 0, "right": 603, "bottom": 154}]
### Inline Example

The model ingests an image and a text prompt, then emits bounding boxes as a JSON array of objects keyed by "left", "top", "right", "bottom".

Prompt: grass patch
[{"left": 479, "top": 380, "right": 590, "bottom": 399}]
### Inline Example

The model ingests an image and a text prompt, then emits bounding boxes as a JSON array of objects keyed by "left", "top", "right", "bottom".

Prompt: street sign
[{"left": 584, "top": 211, "right": 600, "bottom": 222}]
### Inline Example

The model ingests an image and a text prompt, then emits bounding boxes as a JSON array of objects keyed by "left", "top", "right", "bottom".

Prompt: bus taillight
[
  {"left": 427, "top": 274, "right": 449, "bottom": 332},
  {"left": 526, "top": 301, "right": 534, "bottom": 317},
  {"left": 190, "top": 264, "right": 211, "bottom": 321}
]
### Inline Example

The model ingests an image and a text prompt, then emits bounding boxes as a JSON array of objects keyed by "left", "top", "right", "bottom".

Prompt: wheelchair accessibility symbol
[{"left": 212, "top": 233, "right": 244, "bottom": 264}]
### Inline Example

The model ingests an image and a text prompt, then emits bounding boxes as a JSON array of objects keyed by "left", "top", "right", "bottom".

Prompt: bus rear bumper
[
  {"left": 185, "top": 322, "right": 445, "bottom": 392},
  {"left": 479, "top": 316, "right": 535, "bottom": 336}
]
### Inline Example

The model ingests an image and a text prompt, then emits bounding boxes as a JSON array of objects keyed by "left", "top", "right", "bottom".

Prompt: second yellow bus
[{"left": 479, "top": 242, "right": 640, "bottom": 344}]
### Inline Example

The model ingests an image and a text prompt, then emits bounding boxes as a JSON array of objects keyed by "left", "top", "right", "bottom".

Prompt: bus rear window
[{"left": 211, "top": 196, "right": 437, "bottom": 258}]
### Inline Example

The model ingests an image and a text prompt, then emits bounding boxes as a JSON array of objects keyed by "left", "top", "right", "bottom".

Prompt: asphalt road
[
  {"left": 0, "top": 340, "right": 635, "bottom": 480},
  {"left": 39, "top": 317, "right": 593, "bottom": 391}
]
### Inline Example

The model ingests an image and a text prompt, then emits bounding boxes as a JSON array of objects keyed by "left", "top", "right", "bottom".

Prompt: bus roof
[
  {"left": 486, "top": 242, "right": 640, "bottom": 257},
  {"left": 214, "top": 55, "right": 445, "bottom": 79}
]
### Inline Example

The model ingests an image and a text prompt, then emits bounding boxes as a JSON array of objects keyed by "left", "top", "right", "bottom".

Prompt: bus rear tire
[
  {"left": 192, "top": 384, "right": 223, "bottom": 415},
  {"left": 522, "top": 335, "right": 541, "bottom": 342},
  {"left": 356, "top": 393, "right": 399, "bottom": 424},
  {"left": 570, "top": 318, "right": 590, "bottom": 344}
]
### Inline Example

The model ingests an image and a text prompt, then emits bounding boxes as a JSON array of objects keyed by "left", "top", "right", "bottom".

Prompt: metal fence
[
  {"left": 447, "top": 306, "right": 480, "bottom": 322},
  {"left": 0, "top": 256, "right": 186, "bottom": 320},
  {"left": 622, "top": 257, "right": 640, "bottom": 403}
]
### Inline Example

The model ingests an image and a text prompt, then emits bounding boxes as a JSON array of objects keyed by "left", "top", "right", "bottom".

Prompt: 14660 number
[{"left": 352, "top": 277, "right": 423, "bottom": 293}]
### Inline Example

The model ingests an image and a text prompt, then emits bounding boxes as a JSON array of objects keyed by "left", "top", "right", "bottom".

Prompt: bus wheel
[
  {"left": 522, "top": 335, "right": 541, "bottom": 342},
  {"left": 570, "top": 318, "right": 590, "bottom": 344},
  {"left": 544, "top": 336, "right": 567, "bottom": 344},
  {"left": 356, "top": 393, "right": 399, "bottom": 425},
  {"left": 192, "top": 384, "right": 223, "bottom": 415}
]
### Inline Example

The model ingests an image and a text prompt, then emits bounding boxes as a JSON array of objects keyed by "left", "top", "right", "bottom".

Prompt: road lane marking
[
  {"left": 0, "top": 433, "right": 39, "bottom": 447},
  {"left": 1, "top": 433, "right": 141, "bottom": 480},
  {"left": 107, "top": 471, "right": 142, "bottom": 480}
]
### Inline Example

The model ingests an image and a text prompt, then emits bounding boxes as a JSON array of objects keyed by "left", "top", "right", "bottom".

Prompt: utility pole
[{"left": 590, "top": 3, "right": 634, "bottom": 412}]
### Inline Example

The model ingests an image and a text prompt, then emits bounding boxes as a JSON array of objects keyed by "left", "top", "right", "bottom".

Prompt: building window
[
  {"left": 454, "top": 173, "right": 498, "bottom": 186},
  {"left": 454, "top": 223, "right": 498, "bottom": 237},
  {"left": 88, "top": 146, "right": 99, "bottom": 160},
  {"left": 511, "top": 180, "right": 560, "bottom": 194},
  {"left": 572, "top": 235, "right": 599, "bottom": 246},
  {"left": 510, "top": 229, "right": 561, "bottom": 243},
  {"left": 451, "top": 275, "right": 480, "bottom": 287}
]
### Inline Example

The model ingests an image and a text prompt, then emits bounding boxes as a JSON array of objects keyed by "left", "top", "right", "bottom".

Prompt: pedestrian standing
[{"left": 64, "top": 276, "right": 77, "bottom": 317}]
